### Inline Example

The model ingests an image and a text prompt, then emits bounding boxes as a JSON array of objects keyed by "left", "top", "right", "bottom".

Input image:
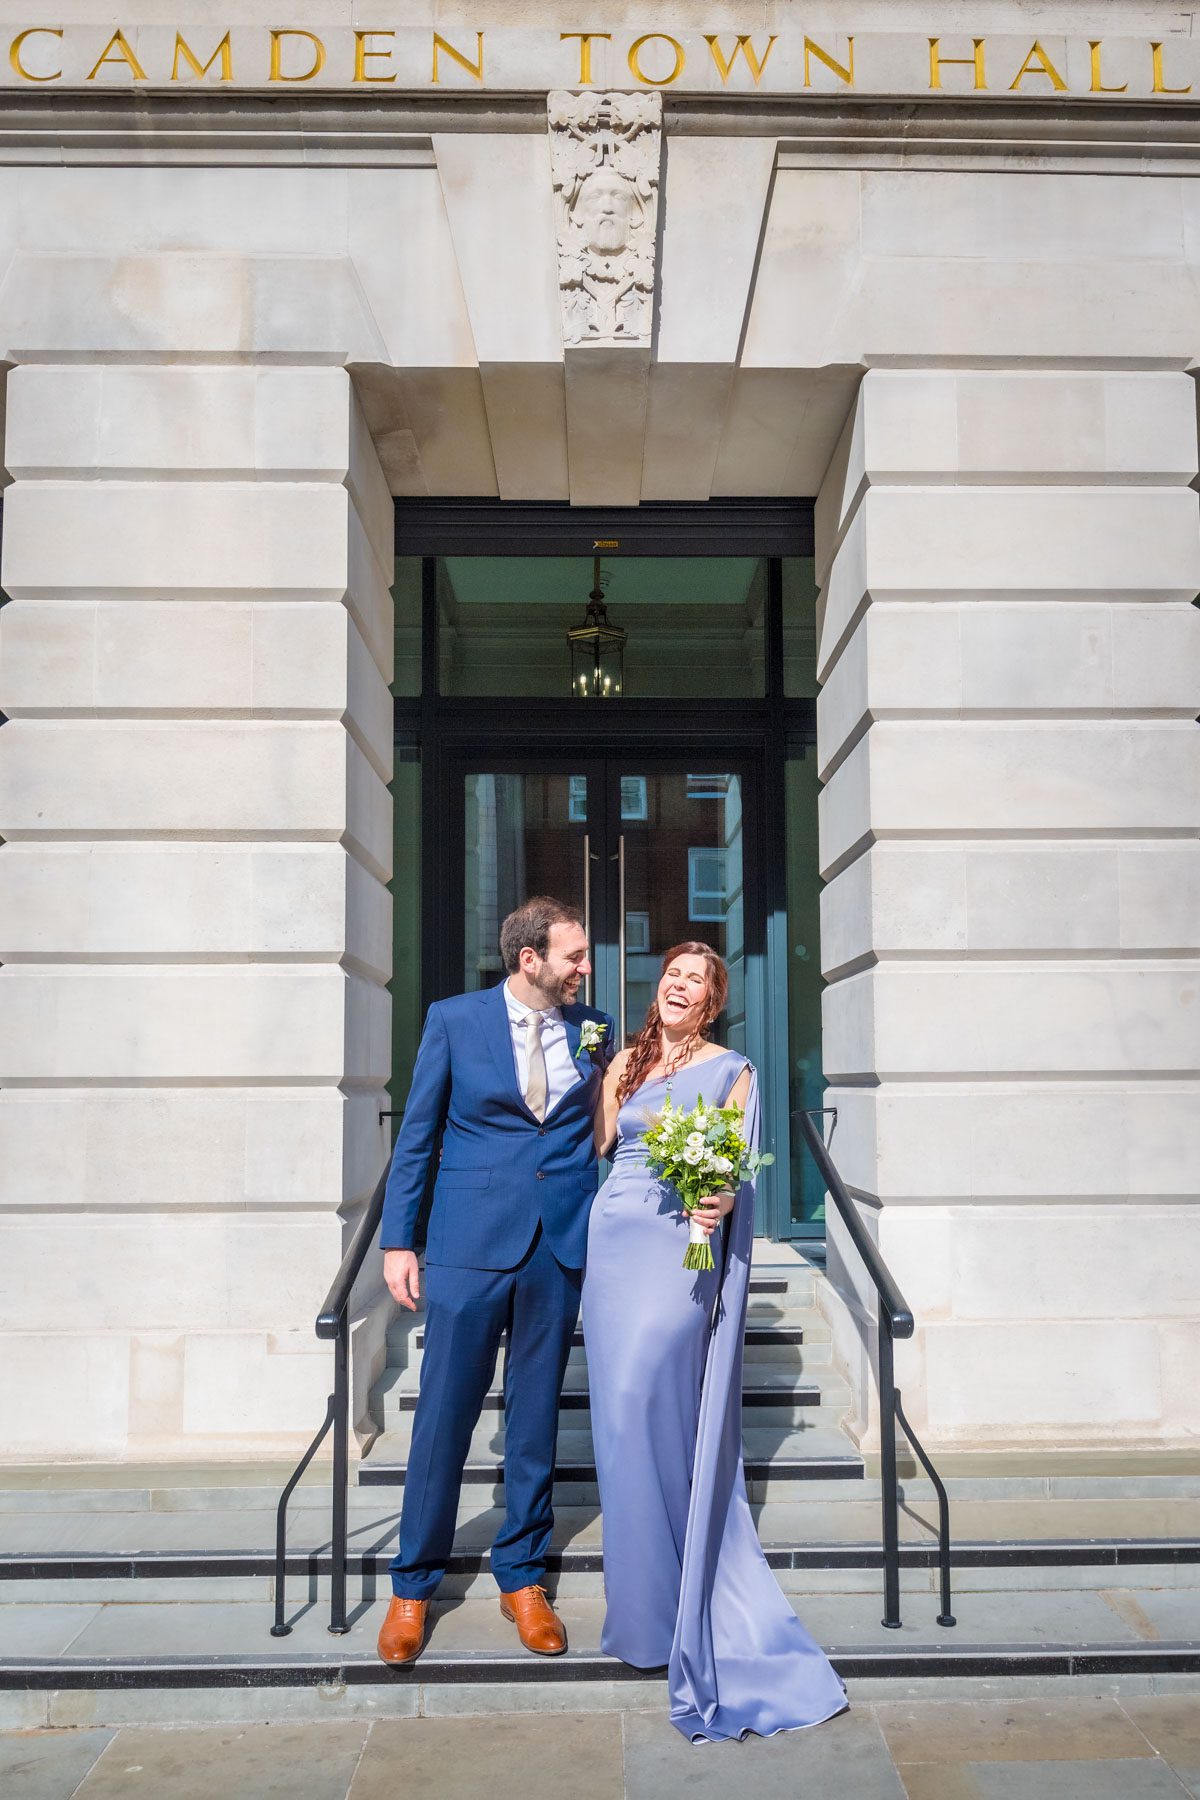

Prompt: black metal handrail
[
  {"left": 796, "top": 1106, "right": 955, "bottom": 1632},
  {"left": 271, "top": 1154, "right": 391, "bottom": 1638}
]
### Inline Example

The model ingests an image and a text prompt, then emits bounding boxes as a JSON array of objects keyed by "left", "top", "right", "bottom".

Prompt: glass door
[{"left": 451, "top": 754, "right": 771, "bottom": 1231}]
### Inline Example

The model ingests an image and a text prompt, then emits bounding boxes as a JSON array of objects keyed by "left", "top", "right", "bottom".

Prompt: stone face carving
[{"left": 548, "top": 89, "right": 662, "bottom": 347}]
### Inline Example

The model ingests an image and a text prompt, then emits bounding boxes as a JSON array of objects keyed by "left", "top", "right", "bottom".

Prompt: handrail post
[
  {"left": 269, "top": 1396, "right": 336, "bottom": 1638},
  {"left": 877, "top": 1314, "right": 902, "bottom": 1630},
  {"left": 329, "top": 1309, "right": 351, "bottom": 1635}
]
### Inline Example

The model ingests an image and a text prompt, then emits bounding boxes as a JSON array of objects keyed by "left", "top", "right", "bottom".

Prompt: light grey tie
[{"left": 523, "top": 1010, "right": 548, "bottom": 1122}]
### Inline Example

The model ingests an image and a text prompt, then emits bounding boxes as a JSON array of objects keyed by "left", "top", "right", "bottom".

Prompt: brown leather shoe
[
  {"left": 498, "top": 1584, "right": 567, "bottom": 1655},
  {"left": 377, "top": 1595, "right": 429, "bottom": 1665}
]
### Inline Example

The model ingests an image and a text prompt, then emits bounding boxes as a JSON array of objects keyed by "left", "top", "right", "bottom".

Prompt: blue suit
[{"left": 382, "top": 982, "right": 614, "bottom": 1598}]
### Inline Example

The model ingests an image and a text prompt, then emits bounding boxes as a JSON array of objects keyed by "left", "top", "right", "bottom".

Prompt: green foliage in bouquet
[{"left": 640, "top": 1095, "right": 774, "bottom": 1272}]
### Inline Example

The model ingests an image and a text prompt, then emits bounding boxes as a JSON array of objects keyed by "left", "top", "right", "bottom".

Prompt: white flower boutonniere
[{"left": 576, "top": 1019, "right": 609, "bottom": 1061}]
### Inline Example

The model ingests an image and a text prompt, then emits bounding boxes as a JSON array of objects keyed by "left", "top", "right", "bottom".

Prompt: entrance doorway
[
  {"left": 389, "top": 501, "right": 825, "bottom": 1240},
  {"left": 455, "top": 758, "right": 751, "bottom": 1056}
]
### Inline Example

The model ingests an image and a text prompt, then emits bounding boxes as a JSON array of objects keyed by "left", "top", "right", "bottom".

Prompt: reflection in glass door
[
  {"left": 611, "top": 771, "right": 744, "bottom": 1058},
  {"left": 462, "top": 771, "right": 591, "bottom": 992}
]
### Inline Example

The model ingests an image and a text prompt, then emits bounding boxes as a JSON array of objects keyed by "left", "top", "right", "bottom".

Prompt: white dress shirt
[{"left": 504, "top": 981, "right": 583, "bottom": 1118}]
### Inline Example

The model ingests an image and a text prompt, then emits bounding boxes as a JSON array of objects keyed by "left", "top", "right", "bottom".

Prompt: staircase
[
  {"left": 359, "top": 1259, "right": 864, "bottom": 1491},
  {"left": 1, "top": 1249, "right": 1198, "bottom": 1727}
]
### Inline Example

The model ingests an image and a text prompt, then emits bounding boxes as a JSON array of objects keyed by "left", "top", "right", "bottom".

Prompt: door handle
[
  {"left": 616, "top": 833, "right": 627, "bottom": 1043},
  {"left": 582, "top": 831, "right": 593, "bottom": 1007}
]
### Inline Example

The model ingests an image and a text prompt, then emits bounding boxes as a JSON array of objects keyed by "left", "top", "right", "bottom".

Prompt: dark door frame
[{"left": 392, "top": 499, "right": 819, "bottom": 1240}]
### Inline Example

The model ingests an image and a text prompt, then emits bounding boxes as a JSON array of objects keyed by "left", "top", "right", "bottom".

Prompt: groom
[{"left": 377, "top": 896, "right": 615, "bottom": 1665}]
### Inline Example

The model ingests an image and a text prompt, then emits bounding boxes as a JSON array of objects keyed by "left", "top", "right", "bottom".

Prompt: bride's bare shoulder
[{"left": 607, "top": 1047, "right": 632, "bottom": 1075}]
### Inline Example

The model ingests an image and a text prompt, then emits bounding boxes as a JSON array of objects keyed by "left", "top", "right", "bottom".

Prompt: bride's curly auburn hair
[{"left": 616, "top": 941, "right": 729, "bottom": 1107}]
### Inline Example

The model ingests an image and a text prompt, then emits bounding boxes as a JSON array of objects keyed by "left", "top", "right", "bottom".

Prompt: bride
[{"left": 581, "top": 941, "right": 848, "bottom": 1742}]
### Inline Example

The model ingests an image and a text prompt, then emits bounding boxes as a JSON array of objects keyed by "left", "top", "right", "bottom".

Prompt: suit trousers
[{"left": 389, "top": 1223, "right": 582, "bottom": 1598}]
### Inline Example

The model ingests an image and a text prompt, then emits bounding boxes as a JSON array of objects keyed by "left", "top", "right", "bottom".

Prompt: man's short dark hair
[{"left": 500, "top": 896, "right": 584, "bottom": 975}]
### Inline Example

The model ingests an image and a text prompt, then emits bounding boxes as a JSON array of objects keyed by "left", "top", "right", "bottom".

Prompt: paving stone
[
  {"left": 897, "top": 1759, "right": 1192, "bottom": 1799},
  {"left": 813, "top": 1587, "right": 1143, "bottom": 1646},
  {"left": 71, "top": 1723, "right": 370, "bottom": 1800},
  {"left": 0, "top": 1727, "right": 114, "bottom": 1800},
  {"left": 0, "top": 1603, "right": 101, "bottom": 1656},
  {"left": 1105, "top": 1590, "right": 1200, "bottom": 1642},
  {"left": 349, "top": 1713, "right": 623, "bottom": 1800},
  {"left": 418, "top": 1679, "right": 664, "bottom": 1716},
  {"left": 44, "top": 1687, "right": 419, "bottom": 1730},
  {"left": 623, "top": 1703, "right": 905, "bottom": 1795},
  {"left": 1120, "top": 1696, "right": 1200, "bottom": 1793},
  {"left": 875, "top": 1698, "right": 1155, "bottom": 1764}
]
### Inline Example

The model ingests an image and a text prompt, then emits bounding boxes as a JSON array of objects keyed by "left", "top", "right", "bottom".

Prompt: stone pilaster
[
  {"left": 0, "top": 345, "right": 394, "bottom": 1458},
  {"left": 815, "top": 369, "right": 1200, "bottom": 1461}
]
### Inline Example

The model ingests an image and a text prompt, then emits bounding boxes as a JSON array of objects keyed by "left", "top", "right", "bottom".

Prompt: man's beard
[{"left": 530, "top": 964, "right": 577, "bottom": 1008}]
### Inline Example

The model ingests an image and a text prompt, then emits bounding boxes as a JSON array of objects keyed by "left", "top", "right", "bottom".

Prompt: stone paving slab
[
  {"left": 0, "top": 1725, "right": 115, "bottom": 1800},
  {"left": 71, "top": 1721, "right": 371, "bottom": 1800},
  {"left": 349, "top": 1712, "right": 622, "bottom": 1800},
  {"left": 10, "top": 1583, "right": 1195, "bottom": 1666},
  {"left": 623, "top": 1704, "right": 905, "bottom": 1797},
  {"left": 1121, "top": 1695, "right": 1200, "bottom": 1794},
  {"left": 0, "top": 1603, "right": 101, "bottom": 1658},
  {"left": 17, "top": 1700, "right": 1197, "bottom": 1800},
  {"left": 3, "top": 1493, "right": 1198, "bottom": 1558},
  {"left": 897, "top": 1760, "right": 1192, "bottom": 1798}
]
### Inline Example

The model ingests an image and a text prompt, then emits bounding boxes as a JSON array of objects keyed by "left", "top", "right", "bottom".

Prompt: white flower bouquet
[{"left": 641, "top": 1095, "right": 773, "bottom": 1272}]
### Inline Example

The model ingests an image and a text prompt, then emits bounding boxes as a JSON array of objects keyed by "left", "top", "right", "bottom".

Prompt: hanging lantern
[{"left": 567, "top": 557, "right": 627, "bottom": 698}]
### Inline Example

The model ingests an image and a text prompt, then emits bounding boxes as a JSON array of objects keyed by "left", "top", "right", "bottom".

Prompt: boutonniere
[{"left": 576, "top": 1019, "right": 609, "bottom": 1061}]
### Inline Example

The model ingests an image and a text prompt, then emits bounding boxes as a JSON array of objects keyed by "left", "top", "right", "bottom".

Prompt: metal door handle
[
  {"left": 582, "top": 831, "right": 593, "bottom": 1006},
  {"left": 616, "top": 833, "right": 627, "bottom": 1043}
]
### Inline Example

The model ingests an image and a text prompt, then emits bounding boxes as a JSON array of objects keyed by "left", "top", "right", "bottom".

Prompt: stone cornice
[{"left": 0, "top": 92, "right": 1199, "bottom": 170}]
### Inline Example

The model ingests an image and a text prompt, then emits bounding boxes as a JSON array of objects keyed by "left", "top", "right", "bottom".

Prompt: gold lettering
[
  {"left": 86, "top": 29, "right": 147, "bottom": 82},
  {"left": 802, "top": 35, "right": 855, "bottom": 88},
  {"left": 928, "top": 37, "right": 986, "bottom": 90},
  {"left": 1088, "top": 40, "right": 1127, "bottom": 94},
  {"left": 353, "top": 30, "right": 395, "bottom": 83},
  {"left": 627, "top": 33, "right": 686, "bottom": 87},
  {"left": 431, "top": 32, "right": 484, "bottom": 84},
  {"left": 560, "top": 32, "right": 611, "bottom": 85},
  {"left": 1151, "top": 41, "right": 1192, "bottom": 95},
  {"left": 704, "top": 34, "right": 778, "bottom": 86},
  {"left": 171, "top": 31, "right": 232, "bottom": 82},
  {"left": 268, "top": 29, "right": 326, "bottom": 83},
  {"left": 9, "top": 27, "right": 62, "bottom": 82},
  {"left": 1009, "top": 39, "right": 1067, "bottom": 92}
]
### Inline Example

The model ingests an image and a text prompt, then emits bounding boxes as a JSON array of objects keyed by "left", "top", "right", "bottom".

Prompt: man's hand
[{"left": 384, "top": 1248, "right": 422, "bottom": 1312}]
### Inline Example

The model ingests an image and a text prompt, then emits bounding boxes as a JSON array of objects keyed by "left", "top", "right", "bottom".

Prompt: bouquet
[{"left": 641, "top": 1095, "right": 773, "bottom": 1272}]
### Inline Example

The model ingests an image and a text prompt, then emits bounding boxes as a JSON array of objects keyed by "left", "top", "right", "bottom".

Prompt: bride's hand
[{"left": 690, "top": 1190, "right": 736, "bottom": 1237}]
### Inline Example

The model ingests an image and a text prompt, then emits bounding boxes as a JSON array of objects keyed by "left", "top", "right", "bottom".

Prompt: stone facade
[{"left": 0, "top": 0, "right": 1196, "bottom": 1462}]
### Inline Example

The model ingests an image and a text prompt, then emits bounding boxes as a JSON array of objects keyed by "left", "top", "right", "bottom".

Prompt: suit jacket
[{"left": 380, "top": 983, "right": 616, "bottom": 1271}]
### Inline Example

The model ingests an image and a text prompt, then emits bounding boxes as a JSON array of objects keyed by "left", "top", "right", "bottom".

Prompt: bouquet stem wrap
[{"left": 684, "top": 1211, "right": 715, "bottom": 1273}]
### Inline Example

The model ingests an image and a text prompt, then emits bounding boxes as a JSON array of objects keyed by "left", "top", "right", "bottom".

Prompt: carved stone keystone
[{"left": 548, "top": 89, "right": 663, "bottom": 348}]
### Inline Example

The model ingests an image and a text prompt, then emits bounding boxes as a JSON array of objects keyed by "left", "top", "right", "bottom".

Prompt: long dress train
[{"left": 581, "top": 1050, "right": 848, "bottom": 1742}]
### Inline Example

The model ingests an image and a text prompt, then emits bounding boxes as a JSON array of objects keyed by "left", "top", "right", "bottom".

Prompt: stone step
[
  {"left": 401, "top": 1315, "right": 830, "bottom": 1355},
  {"left": 358, "top": 1421, "right": 866, "bottom": 1492},
  {"left": 6, "top": 1538, "right": 1199, "bottom": 1608},
  {"left": 385, "top": 1333, "right": 835, "bottom": 1377},
  {"left": 1, "top": 1590, "right": 1197, "bottom": 1728},
  {"left": 373, "top": 1378, "right": 850, "bottom": 1429},
  {"left": 362, "top": 1418, "right": 860, "bottom": 1462}
]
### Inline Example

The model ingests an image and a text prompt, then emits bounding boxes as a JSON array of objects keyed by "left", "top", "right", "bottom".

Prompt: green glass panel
[
  {"left": 436, "top": 556, "right": 767, "bottom": 699},
  {"left": 388, "top": 752, "right": 422, "bottom": 1126},
  {"left": 782, "top": 556, "right": 819, "bottom": 697},
  {"left": 785, "top": 748, "right": 825, "bottom": 1227},
  {"left": 462, "top": 772, "right": 589, "bottom": 992},
  {"left": 391, "top": 556, "right": 422, "bottom": 696}
]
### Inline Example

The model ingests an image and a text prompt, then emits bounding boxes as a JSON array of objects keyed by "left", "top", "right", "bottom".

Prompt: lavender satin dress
[{"left": 581, "top": 1051, "right": 848, "bottom": 1743}]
